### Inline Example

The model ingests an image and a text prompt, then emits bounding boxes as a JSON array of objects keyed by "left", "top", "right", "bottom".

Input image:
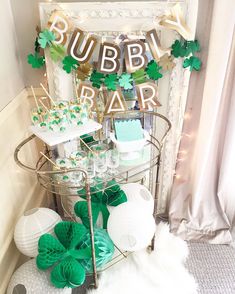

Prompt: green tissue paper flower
[
  {"left": 118, "top": 73, "right": 133, "bottom": 90},
  {"left": 145, "top": 60, "right": 163, "bottom": 81},
  {"left": 183, "top": 56, "right": 202, "bottom": 71},
  {"left": 27, "top": 53, "right": 45, "bottom": 68},
  {"left": 62, "top": 55, "right": 79, "bottom": 73},
  {"left": 75, "top": 179, "right": 127, "bottom": 229},
  {"left": 38, "top": 29, "right": 55, "bottom": 49}
]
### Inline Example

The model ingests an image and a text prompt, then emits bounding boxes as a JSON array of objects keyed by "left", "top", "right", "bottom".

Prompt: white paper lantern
[
  {"left": 7, "top": 259, "right": 71, "bottom": 294},
  {"left": 121, "top": 183, "right": 154, "bottom": 213},
  {"left": 14, "top": 208, "right": 61, "bottom": 257},
  {"left": 107, "top": 202, "right": 155, "bottom": 251}
]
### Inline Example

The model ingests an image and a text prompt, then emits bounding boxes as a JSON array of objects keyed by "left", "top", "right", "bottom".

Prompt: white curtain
[{"left": 169, "top": 0, "right": 235, "bottom": 244}]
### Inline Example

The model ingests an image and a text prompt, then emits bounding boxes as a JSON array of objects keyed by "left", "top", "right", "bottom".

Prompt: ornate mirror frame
[{"left": 39, "top": 1, "right": 198, "bottom": 214}]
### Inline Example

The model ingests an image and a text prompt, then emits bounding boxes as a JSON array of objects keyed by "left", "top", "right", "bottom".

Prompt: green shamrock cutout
[
  {"left": 183, "top": 56, "right": 202, "bottom": 71},
  {"left": 145, "top": 60, "right": 163, "bottom": 80},
  {"left": 171, "top": 40, "right": 187, "bottom": 58},
  {"left": 37, "top": 222, "right": 89, "bottom": 288},
  {"left": 186, "top": 40, "right": 200, "bottom": 54},
  {"left": 90, "top": 70, "right": 105, "bottom": 89},
  {"left": 62, "top": 55, "right": 79, "bottom": 73},
  {"left": 37, "top": 221, "right": 114, "bottom": 288},
  {"left": 171, "top": 40, "right": 200, "bottom": 58},
  {"left": 38, "top": 29, "right": 55, "bottom": 49},
  {"left": 27, "top": 53, "right": 45, "bottom": 68},
  {"left": 132, "top": 69, "right": 146, "bottom": 84},
  {"left": 104, "top": 74, "right": 118, "bottom": 91},
  {"left": 119, "top": 73, "right": 133, "bottom": 90},
  {"left": 75, "top": 179, "right": 127, "bottom": 229},
  {"left": 50, "top": 43, "right": 66, "bottom": 62}
]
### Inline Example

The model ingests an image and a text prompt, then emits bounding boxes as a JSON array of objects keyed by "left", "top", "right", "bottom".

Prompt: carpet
[
  {"left": 186, "top": 242, "right": 235, "bottom": 293},
  {"left": 87, "top": 223, "right": 198, "bottom": 294}
]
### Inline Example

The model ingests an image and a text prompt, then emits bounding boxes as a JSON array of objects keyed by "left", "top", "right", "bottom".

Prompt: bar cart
[{"left": 14, "top": 110, "right": 171, "bottom": 289}]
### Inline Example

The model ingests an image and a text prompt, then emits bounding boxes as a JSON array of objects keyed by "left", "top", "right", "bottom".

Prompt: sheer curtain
[{"left": 169, "top": 0, "right": 235, "bottom": 244}]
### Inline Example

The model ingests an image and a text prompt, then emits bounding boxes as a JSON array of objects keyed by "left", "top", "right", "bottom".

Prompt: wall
[
  {"left": 0, "top": 2, "right": 46, "bottom": 291},
  {"left": 0, "top": 0, "right": 24, "bottom": 111},
  {"left": 0, "top": 89, "right": 47, "bottom": 293}
]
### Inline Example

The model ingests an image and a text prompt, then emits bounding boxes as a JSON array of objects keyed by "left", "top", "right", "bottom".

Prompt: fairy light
[{"left": 184, "top": 112, "right": 191, "bottom": 120}]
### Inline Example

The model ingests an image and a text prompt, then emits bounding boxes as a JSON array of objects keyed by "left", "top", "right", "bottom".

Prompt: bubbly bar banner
[{"left": 28, "top": 4, "right": 201, "bottom": 113}]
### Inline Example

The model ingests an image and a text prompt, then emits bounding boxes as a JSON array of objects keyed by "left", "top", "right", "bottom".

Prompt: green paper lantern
[{"left": 77, "top": 228, "right": 114, "bottom": 272}]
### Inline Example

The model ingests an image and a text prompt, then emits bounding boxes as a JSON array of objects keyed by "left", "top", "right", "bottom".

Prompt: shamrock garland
[
  {"left": 27, "top": 28, "right": 201, "bottom": 82},
  {"left": 37, "top": 221, "right": 114, "bottom": 288},
  {"left": 90, "top": 70, "right": 105, "bottom": 89},
  {"left": 63, "top": 55, "right": 79, "bottom": 73},
  {"left": 38, "top": 30, "right": 55, "bottom": 48},
  {"left": 104, "top": 74, "right": 118, "bottom": 91},
  {"left": 27, "top": 53, "right": 45, "bottom": 69},
  {"left": 171, "top": 39, "right": 201, "bottom": 71},
  {"left": 50, "top": 43, "right": 66, "bottom": 62},
  {"left": 145, "top": 60, "right": 163, "bottom": 80},
  {"left": 119, "top": 73, "right": 133, "bottom": 90},
  {"left": 75, "top": 179, "right": 127, "bottom": 229}
]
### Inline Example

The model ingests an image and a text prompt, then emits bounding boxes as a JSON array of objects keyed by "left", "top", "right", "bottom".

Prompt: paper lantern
[
  {"left": 78, "top": 228, "right": 115, "bottom": 272},
  {"left": 107, "top": 202, "right": 155, "bottom": 251},
  {"left": 121, "top": 183, "right": 154, "bottom": 213},
  {"left": 7, "top": 259, "right": 71, "bottom": 294},
  {"left": 14, "top": 208, "right": 62, "bottom": 257}
]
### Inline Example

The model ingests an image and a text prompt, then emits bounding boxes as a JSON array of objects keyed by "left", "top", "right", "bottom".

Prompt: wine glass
[
  {"left": 106, "top": 149, "right": 120, "bottom": 175},
  {"left": 84, "top": 153, "right": 96, "bottom": 184},
  {"left": 94, "top": 152, "right": 107, "bottom": 179}
]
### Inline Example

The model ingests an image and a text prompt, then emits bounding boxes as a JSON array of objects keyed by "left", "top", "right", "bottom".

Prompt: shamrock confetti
[
  {"left": 50, "top": 43, "right": 66, "bottom": 62},
  {"left": 27, "top": 53, "right": 45, "bottom": 68},
  {"left": 145, "top": 60, "right": 163, "bottom": 80},
  {"left": 38, "top": 29, "right": 55, "bottom": 49},
  {"left": 62, "top": 55, "right": 79, "bottom": 73},
  {"left": 159, "top": 54, "right": 175, "bottom": 71},
  {"left": 183, "top": 56, "right": 202, "bottom": 71},
  {"left": 119, "top": 73, "right": 133, "bottom": 90},
  {"left": 132, "top": 69, "right": 146, "bottom": 84},
  {"left": 90, "top": 70, "right": 105, "bottom": 89},
  {"left": 104, "top": 74, "right": 118, "bottom": 91},
  {"left": 77, "top": 63, "right": 92, "bottom": 81}
]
